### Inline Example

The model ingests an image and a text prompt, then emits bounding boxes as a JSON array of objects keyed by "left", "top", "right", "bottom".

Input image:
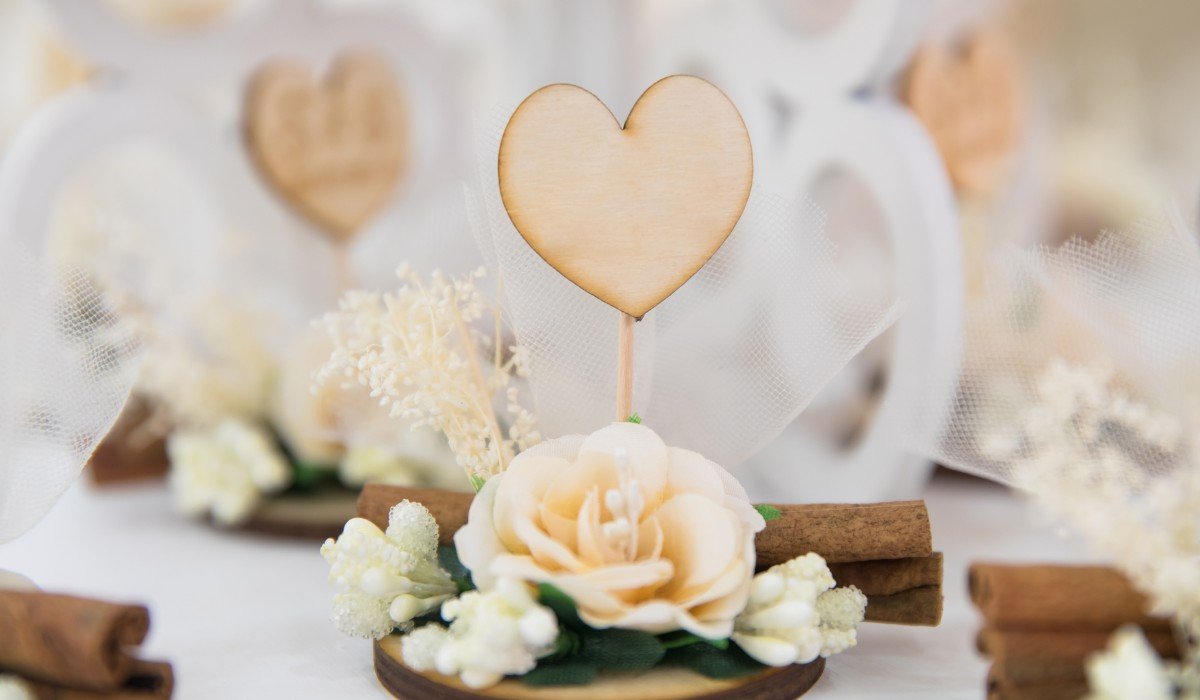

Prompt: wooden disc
[
  {"left": 237, "top": 489, "right": 360, "bottom": 540},
  {"left": 373, "top": 636, "right": 824, "bottom": 700}
]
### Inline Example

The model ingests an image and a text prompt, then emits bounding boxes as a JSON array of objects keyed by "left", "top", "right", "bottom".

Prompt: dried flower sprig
[
  {"left": 318, "top": 265, "right": 539, "bottom": 489},
  {"left": 988, "top": 358, "right": 1200, "bottom": 697}
]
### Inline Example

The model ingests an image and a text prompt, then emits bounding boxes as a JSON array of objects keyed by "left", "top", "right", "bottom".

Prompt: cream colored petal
[
  {"left": 577, "top": 423, "right": 668, "bottom": 505},
  {"left": 453, "top": 478, "right": 504, "bottom": 590},
  {"left": 513, "top": 514, "right": 586, "bottom": 573},
  {"left": 583, "top": 599, "right": 680, "bottom": 634},
  {"left": 542, "top": 452, "right": 617, "bottom": 521},
  {"left": 656, "top": 494, "right": 740, "bottom": 595},
  {"left": 664, "top": 447, "right": 727, "bottom": 501},
  {"left": 673, "top": 559, "right": 749, "bottom": 610},
  {"left": 492, "top": 453, "right": 567, "bottom": 550},
  {"left": 538, "top": 502, "right": 576, "bottom": 550},
  {"left": 637, "top": 517, "right": 664, "bottom": 561},
  {"left": 571, "top": 560, "right": 674, "bottom": 591},
  {"left": 574, "top": 487, "right": 609, "bottom": 567}
]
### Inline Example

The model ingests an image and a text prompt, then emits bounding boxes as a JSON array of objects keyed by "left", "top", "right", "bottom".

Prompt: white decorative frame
[{"left": 647, "top": 0, "right": 964, "bottom": 502}]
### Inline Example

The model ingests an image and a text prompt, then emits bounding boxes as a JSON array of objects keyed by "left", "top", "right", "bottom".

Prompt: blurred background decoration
[{"left": 3, "top": 0, "right": 1200, "bottom": 520}]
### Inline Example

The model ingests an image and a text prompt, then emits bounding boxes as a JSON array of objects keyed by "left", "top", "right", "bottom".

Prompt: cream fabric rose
[{"left": 454, "top": 422, "right": 765, "bottom": 639}]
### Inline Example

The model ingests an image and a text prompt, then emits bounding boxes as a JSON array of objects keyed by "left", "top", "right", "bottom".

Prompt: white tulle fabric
[
  {"left": 0, "top": 233, "right": 139, "bottom": 543},
  {"left": 912, "top": 215, "right": 1200, "bottom": 485},
  {"left": 468, "top": 114, "right": 901, "bottom": 469}
]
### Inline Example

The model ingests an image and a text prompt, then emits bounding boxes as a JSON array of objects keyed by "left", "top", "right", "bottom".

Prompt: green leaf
[
  {"left": 520, "top": 660, "right": 597, "bottom": 687},
  {"left": 290, "top": 461, "right": 338, "bottom": 492},
  {"left": 577, "top": 628, "right": 664, "bottom": 671},
  {"left": 548, "top": 627, "right": 582, "bottom": 660},
  {"left": 437, "top": 546, "right": 475, "bottom": 593},
  {"left": 537, "top": 583, "right": 585, "bottom": 630},
  {"left": 626, "top": 412, "right": 642, "bottom": 424},
  {"left": 468, "top": 474, "right": 486, "bottom": 492},
  {"left": 658, "top": 631, "right": 730, "bottom": 650},
  {"left": 753, "top": 503, "right": 783, "bottom": 522},
  {"left": 665, "top": 642, "right": 766, "bottom": 680}
]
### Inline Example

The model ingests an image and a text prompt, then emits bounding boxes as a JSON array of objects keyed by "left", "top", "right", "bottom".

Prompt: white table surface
[{"left": 0, "top": 470, "right": 1094, "bottom": 699}]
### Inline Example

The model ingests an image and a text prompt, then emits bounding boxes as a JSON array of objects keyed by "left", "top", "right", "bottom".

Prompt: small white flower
[
  {"left": 166, "top": 419, "right": 291, "bottom": 525},
  {"left": 320, "top": 501, "right": 457, "bottom": 639},
  {"left": 732, "top": 553, "right": 866, "bottom": 667},
  {"left": 401, "top": 578, "right": 558, "bottom": 689},
  {"left": 1086, "top": 627, "right": 1173, "bottom": 700},
  {"left": 0, "top": 675, "right": 33, "bottom": 700}
]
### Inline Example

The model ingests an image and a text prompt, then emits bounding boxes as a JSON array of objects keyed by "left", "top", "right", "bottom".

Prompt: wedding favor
[{"left": 319, "top": 76, "right": 942, "bottom": 699}]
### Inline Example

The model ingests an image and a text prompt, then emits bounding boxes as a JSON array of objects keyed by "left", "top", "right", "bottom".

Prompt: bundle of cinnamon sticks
[
  {"left": 358, "top": 485, "right": 943, "bottom": 626},
  {"left": 0, "top": 590, "right": 173, "bottom": 699},
  {"left": 970, "top": 563, "right": 1178, "bottom": 700}
]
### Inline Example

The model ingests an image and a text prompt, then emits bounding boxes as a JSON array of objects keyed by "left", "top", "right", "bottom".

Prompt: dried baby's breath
[{"left": 318, "top": 265, "right": 539, "bottom": 487}]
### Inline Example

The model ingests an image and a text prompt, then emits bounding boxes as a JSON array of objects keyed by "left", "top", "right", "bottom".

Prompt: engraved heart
[
  {"left": 245, "top": 51, "right": 408, "bottom": 241},
  {"left": 498, "top": 75, "right": 753, "bottom": 318}
]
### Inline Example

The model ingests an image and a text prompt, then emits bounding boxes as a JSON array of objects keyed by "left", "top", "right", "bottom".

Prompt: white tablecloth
[{"left": 0, "top": 471, "right": 1094, "bottom": 699}]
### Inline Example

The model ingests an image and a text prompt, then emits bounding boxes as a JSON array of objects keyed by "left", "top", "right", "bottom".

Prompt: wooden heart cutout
[
  {"left": 498, "top": 75, "right": 753, "bottom": 318},
  {"left": 903, "top": 32, "right": 1023, "bottom": 194},
  {"left": 245, "top": 51, "right": 409, "bottom": 241}
]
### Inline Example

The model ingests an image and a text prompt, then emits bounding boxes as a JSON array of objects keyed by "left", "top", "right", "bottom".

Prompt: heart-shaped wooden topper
[
  {"left": 245, "top": 51, "right": 408, "bottom": 241},
  {"left": 498, "top": 75, "right": 753, "bottom": 318}
]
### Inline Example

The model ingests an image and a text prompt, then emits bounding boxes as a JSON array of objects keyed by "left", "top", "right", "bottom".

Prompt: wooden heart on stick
[
  {"left": 245, "top": 51, "right": 409, "bottom": 241},
  {"left": 498, "top": 75, "right": 753, "bottom": 319}
]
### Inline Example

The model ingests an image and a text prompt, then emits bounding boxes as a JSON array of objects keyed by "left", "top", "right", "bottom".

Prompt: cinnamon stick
[
  {"left": 0, "top": 591, "right": 150, "bottom": 690},
  {"left": 969, "top": 564, "right": 1169, "bottom": 632},
  {"left": 978, "top": 627, "right": 1178, "bottom": 684},
  {"left": 860, "top": 586, "right": 943, "bottom": 626},
  {"left": 986, "top": 668, "right": 1089, "bottom": 700},
  {"left": 358, "top": 486, "right": 934, "bottom": 565},
  {"left": 27, "top": 660, "right": 174, "bottom": 700},
  {"left": 756, "top": 500, "right": 933, "bottom": 566},
  {"left": 87, "top": 398, "right": 168, "bottom": 485},
  {"left": 830, "top": 553, "right": 943, "bottom": 596}
]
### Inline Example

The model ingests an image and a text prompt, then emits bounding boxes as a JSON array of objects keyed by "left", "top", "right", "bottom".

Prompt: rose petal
[
  {"left": 453, "top": 477, "right": 505, "bottom": 590},
  {"left": 578, "top": 423, "right": 668, "bottom": 506},
  {"left": 655, "top": 494, "right": 740, "bottom": 594}
]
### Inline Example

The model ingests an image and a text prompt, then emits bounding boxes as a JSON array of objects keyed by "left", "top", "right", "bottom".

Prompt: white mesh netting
[
  {"left": 468, "top": 113, "right": 902, "bottom": 469},
  {"left": 0, "top": 234, "right": 140, "bottom": 543},
  {"left": 910, "top": 210, "right": 1200, "bottom": 490}
]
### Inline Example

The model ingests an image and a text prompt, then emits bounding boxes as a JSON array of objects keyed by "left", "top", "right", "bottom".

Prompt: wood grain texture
[
  {"left": 374, "top": 636, "right": 823, "bottom": 700},
  {"left": 244, "top": 50, "right": 408, "bottom": 240},
  {"left": 237, "top": 489, "right": 360, "bottom": 540},
  {"left": 902, "top": 32, "right": 1023, "bottom": 194},
  {"left": 498, "top": 75, "right": 752, "bottom": 319}
]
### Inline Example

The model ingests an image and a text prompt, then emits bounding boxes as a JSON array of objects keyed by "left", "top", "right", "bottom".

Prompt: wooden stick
[
  {"left": 615, "top": 313, "right": 635, "bottom": 420},
  {"left": 333, "top": 244, "right": 355, "bottom": 295},
  {"left": 860, "top": 586, "right": 943, "bottom": 626}
]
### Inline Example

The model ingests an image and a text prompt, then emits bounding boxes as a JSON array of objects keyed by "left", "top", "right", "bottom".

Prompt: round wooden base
[
  {"left": 237, "top": 489, "right": 360, "bottom": 540},
  {"left": 373, "top": 636, "right": 824, "bottom": 700}
]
